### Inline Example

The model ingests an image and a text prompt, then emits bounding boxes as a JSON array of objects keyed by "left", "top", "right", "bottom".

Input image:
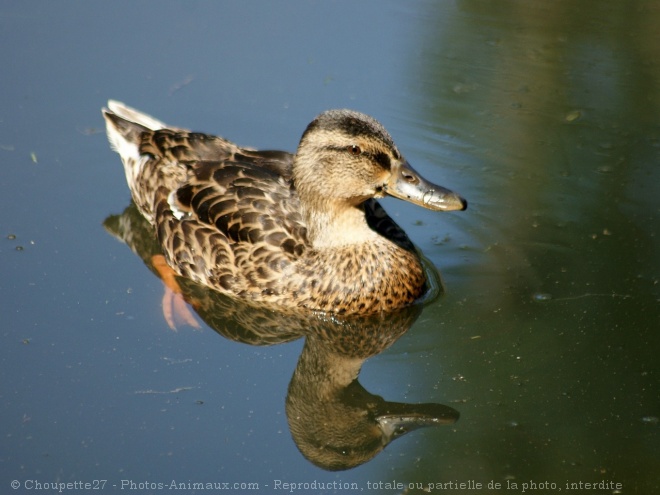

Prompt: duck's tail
[
  {"left": 103, "top": 101, "right": 175, "bottom": 223},
  {"left": 103, "top": 100, "right": 165, "bottom": 161},
  {"left": 105, "top": 100, "right": 167, "bottom": 130}
]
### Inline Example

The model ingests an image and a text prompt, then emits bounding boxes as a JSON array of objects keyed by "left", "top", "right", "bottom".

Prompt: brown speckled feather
[{"left": 103, "top": 101, "right": 466, "bottom": 315}]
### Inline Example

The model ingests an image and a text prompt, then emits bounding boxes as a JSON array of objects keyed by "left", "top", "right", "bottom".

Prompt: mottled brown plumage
[{"left": 103, "top": 101, "right": 466, "bottom": 315}]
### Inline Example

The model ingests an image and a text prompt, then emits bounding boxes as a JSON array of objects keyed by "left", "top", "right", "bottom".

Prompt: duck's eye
[{"left": 348, "top": 145, "right": 361, "bottom": 156}]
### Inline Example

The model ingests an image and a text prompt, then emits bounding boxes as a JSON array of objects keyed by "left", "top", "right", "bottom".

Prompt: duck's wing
[
  {"left": 139, "top": 128, "right": 240, "bottom": 163},
  {"left": 138, "top": 126, "right": 294, "bottom": 174},
  {"left": 231, "top": 149, "right": 294, "bottom": 180},
  {"left": 173, "top": 158, "right": 307, "bottom": 254},
  {"left": 153, "top": 155, "right": 308, "bottom": 296}
]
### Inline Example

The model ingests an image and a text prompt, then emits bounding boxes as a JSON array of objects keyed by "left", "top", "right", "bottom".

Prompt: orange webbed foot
[{"left": 151, "top": 255, "right": 201, "bottom": 331}]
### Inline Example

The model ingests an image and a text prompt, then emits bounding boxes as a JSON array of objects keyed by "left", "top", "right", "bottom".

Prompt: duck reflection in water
[
  {"left": 105, "top": 203, "right": 459, "bottom": 471},
  {"left": 285, "top": 311, "right": 458, "bottom": 470}
]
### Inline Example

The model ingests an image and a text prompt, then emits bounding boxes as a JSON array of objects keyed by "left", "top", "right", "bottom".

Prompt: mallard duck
[{"left": 103, "top": 101, "right": 466, "bottom": 315}]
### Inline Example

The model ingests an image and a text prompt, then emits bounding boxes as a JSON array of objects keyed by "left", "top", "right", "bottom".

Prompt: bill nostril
[{"left": 402, "top": 171, "right": 418, "bottom": 184}]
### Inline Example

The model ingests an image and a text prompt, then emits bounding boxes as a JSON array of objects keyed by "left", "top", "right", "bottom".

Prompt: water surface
[{"left": 1, "top": 1, "right": 658, "bottom": 493}]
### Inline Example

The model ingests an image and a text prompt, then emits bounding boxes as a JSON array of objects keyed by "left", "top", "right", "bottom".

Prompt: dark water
[{"left": 1, "top": 1, "right": 658, "bottom": 494}]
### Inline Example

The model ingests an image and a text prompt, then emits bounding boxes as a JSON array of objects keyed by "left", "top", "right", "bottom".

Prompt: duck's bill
[
  {"left": 376, "top": 402, "right": 459, "bottom": 441},
  {"left": 386, "top": 161, "right": 467, "bottom": 211}
]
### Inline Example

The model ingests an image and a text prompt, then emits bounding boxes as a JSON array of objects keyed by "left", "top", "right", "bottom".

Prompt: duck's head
[{"left": 294, "top": 109, "right": 467, "bottom": 213}]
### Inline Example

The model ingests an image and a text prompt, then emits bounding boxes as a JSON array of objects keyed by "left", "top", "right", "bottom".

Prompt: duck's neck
[{"left": 302, "top": 200, "right": 380, "bottom": 249}]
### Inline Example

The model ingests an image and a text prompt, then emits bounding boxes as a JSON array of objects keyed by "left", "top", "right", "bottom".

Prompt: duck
[{"left": 102, "top": 100, "right": 466, "bottom": 315}]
